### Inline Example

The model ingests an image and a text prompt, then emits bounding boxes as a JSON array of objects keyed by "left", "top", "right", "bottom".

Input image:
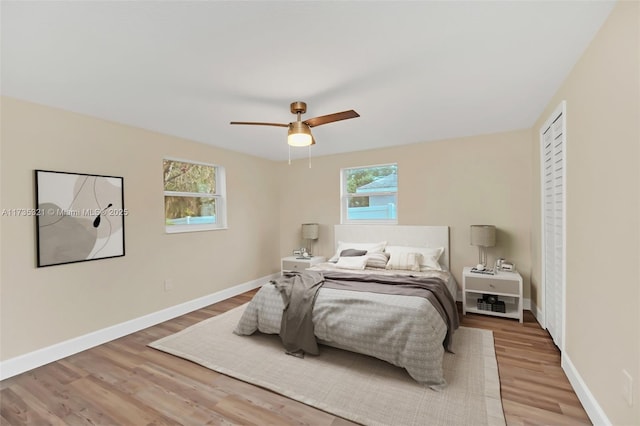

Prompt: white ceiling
[{"left": 1, "top": 1, "right": 615, "bottom": 161}]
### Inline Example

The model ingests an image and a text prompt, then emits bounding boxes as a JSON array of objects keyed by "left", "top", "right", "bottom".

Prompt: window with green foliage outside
[
  {"left": 163, "top": 159, "right": 227, "bottom": 232},
  {"left": 341, "top": 164, "right": 398, "bottom": 223}
]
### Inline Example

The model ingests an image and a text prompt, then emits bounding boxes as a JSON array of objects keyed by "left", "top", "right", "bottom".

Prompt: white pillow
[
  {"left": 329, "top": 241, "right": 387, "bottom": 262},
  {"left": 384, "top": 245, "right": 444, "bottom": 271},
  {"left": 335, "top": 255, "right": 368, "bottom": 270},
  {"left": 419, "top": 256, "right": 443, "bottom": 271},
  {"left": 385, "top": 252, "right": 421, "bottom": 272}
]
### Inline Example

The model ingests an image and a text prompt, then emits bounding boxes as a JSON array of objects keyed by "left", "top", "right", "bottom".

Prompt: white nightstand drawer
[
  {"left": 281, "top": 256, "right": 326, "bottom": 274},
  {"left": 465, "top": 275, "right": 519, "bottom": 295},
  {"left": 282, "top": 259, "right": 308, "bottom": 271}
]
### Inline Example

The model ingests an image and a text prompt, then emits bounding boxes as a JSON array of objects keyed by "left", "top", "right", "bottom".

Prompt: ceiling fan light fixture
[{"left": 287, "top": 121, "right": 313, "bottom": 147}]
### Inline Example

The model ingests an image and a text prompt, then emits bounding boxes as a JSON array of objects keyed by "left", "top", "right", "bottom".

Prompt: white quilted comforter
[{"left": 234, "top": 266, "right": 457, "bottom": 388}]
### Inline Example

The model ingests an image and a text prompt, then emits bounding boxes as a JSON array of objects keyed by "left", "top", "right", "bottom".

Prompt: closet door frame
[{"left": 539, "top": 100, "right": 567, "bottom": 351}]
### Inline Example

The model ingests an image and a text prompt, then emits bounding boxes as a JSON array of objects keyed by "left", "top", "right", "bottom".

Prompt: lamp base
[{"left": 477, "top": 247, "right": 489, "bottom": 269}]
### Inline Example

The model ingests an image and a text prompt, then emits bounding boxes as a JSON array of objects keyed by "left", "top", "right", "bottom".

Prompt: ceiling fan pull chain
[
  {"left": 288, "top": 145, "right": 291, "bottom": 165},
  {"left": 308, "top": 145, "right": 312, "bottom": 168}
]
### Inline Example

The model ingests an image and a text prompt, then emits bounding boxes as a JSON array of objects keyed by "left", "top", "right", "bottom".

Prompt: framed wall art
[{"left": 35, "top": 170, "right": 126, "bottom": 267}]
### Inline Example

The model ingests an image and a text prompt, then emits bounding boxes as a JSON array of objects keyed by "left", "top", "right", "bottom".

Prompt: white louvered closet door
[{"left": 541, "top": 102, "right": 566, "bottom": 350}]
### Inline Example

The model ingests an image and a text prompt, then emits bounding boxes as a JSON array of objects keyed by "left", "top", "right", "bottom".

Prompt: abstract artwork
[{"left": 35, "top": 170, "right": 126, "bottom": 267}]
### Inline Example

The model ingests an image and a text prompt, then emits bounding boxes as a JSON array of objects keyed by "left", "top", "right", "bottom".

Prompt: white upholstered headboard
[{"left": 333, "top": 225, "right": 450, "bottom": 270}]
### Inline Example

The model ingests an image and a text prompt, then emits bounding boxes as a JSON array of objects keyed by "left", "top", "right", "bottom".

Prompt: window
[
  {"left": 341, "top": 163, "right": 397, "bottom": 224},
  {"left": 163, "top": 158, "right": 227, "bottom": 233}
]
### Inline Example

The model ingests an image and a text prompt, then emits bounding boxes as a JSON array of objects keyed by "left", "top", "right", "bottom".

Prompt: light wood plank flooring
[{"left": 1, "top": 290, "right": 590, "bottom": 425}]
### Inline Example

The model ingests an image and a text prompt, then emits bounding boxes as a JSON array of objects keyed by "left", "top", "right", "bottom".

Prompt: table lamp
[
  {"left": 470, "top": 225, "right": 496, "bottom": 270},
  {"left": 301, "top": 223, "right": 319, "bottom": 257}
]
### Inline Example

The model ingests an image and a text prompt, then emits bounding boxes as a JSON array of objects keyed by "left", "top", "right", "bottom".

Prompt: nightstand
[
  {"left": 281, "top": 256, "right": 326, "bottom": 274},
  {"left": 462, "top": 266, "right": 523, "bottom": 323}
]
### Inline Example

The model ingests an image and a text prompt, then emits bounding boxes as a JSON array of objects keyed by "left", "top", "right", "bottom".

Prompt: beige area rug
[{"left": 149, "top": 304, "right": 505, "bottom": 426}]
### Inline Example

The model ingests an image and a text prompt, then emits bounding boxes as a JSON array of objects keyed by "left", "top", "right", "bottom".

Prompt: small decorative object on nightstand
[
  {"left": 281, "top": 256, "right": 326, "bottom": 275},
  {"left": 462, "top": 266, "right": 523, "bottom": 323}
]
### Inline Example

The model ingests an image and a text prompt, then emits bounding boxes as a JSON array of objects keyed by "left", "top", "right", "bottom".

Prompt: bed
[{"left": 234, "top": 225, "right": 459, "bottom": 389}]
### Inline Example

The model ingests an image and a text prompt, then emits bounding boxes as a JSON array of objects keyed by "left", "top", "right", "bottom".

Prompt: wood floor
[{"left": 1, "top": 290, "right": 591, "bottom": 425}]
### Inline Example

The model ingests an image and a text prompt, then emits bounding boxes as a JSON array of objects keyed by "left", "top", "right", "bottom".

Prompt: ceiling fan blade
[
  {"left": 304, "top": 110, "right": 360, "bottom": 128},
  {"left": 229, "top": 121, "right": 289, "bottom": 128}
]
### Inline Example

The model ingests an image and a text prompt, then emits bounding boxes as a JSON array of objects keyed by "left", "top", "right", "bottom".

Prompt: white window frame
[
  {"left": 163, "top": 157, "right": 227, "bottom": 234},
  {"left": 340, "top": 163, "right": 398, "bottom": 225}
]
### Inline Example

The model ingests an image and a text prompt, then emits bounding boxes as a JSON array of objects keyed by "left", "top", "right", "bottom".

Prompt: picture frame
[{"left": 35, "top": 169, "right": 126, "bottom": 267}]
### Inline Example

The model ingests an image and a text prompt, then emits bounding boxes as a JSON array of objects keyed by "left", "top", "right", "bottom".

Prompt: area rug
[{"left": 149, "top": 304, "right": 505, "bottom": 426}]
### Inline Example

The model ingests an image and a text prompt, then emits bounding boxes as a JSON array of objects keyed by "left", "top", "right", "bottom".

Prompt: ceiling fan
[{"left": 230, "top": 101, "right": 359, "bottom": 147}]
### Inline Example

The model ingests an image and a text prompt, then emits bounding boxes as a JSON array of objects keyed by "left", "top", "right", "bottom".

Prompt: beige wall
[
  {"left": 0, "top": 97, "right": 281, "bottom": 360},
  {"left": 0, "top": 97, "right": 533, "bottom": 366},
  {"left": 531, "top": 1, "right": 639, "bottom": 424},
  {"left": 277, "top": 129, "right": 532, "bottom": 297}
]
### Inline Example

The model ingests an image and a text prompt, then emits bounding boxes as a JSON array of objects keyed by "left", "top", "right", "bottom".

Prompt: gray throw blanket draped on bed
[{"left": 271, "top": 271, "right": 324, "bottom": 357}]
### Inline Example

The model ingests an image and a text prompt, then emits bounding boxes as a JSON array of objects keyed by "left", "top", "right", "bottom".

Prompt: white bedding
[{"left": 234, "top": 266, "right": 458, "bottom": 388}]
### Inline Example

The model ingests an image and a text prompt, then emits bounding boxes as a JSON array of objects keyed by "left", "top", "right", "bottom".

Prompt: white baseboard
[
  {"left": 529, "top": 299, "right": 544, "bottom": 327},
  {"left": 562, "top": 352, "right": 611, "bottom": 425},
  {"left": 0, "top": 274, "right": 276, "bottom": 381},
  {"left": 527, "top": 302, "right": 606, "bottom": 424}
]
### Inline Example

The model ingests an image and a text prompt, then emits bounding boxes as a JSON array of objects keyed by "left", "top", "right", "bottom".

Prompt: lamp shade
[
  {"left": 470, "top": 225, "right": 496, "bottom": 247},
  {"left": 301, "top": 223, "right": 319, "bottom": 240}
]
